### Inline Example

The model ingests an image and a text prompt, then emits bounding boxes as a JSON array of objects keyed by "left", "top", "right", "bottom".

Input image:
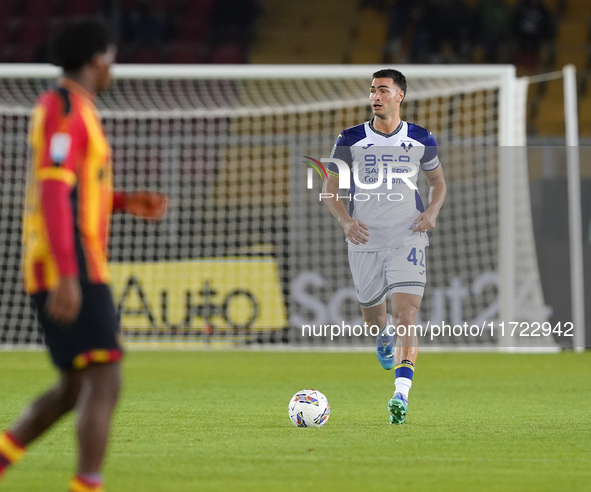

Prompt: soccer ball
[{"left": 288, "top": 389, "right": 330, "bottom": 428}]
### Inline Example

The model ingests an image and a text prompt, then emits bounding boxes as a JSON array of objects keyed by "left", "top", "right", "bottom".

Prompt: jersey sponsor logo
[
  {"left": 49, "top": 133, "right": 72, "bottom": 164},
  {"left": 312, "top": 157, "right": 419, "bottom": 192},
  {"left": 362, "top": 143, "right": 374, "bottom": 149}
]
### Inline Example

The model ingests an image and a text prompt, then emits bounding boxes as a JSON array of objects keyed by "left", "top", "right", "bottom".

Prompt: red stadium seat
[
  {"left": 0, "top": 0, "right": 16, "bottom": 20},
  {"left": 0, "top": 21, "right": 12, "bottom": 49},
  {"left": 61, "top": 0, "right": 99, "bottom": 16},
  {"left": 176, "top": 17, "right": 210, "bottom": 43},
  {"left": 210, "top": 41, "right": 244, "bottom": 64},
  {"left": 160, "top": 0, "right": 182, "bottom": 10},
  {"left": 15, "top": 19, "right": 48, "bottom": 48},
  {"left": 182, "top": 0, "right": 216, "bottom": 19},
  {"left": 16, "top": 19, "right": 48, "bottom": 48},
  {"left": 122, "top": 0, "right": 180, "bottom": 12},
  {"left": 22, "top": 0, "right": 57, "bottom": 19},
  {"left": 0, "top": 44, "right": 15, "bottom": 63},
  {"left": 168, "top": 43, "right": 206, "bottom": 63},
  {"left": 130, "top": 46, "right": 164, "bottom": 64},
  {"left": 11, "top": 44, "right": 38, "bottom": 63}
]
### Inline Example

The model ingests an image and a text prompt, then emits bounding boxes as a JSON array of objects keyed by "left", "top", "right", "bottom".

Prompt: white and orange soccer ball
[{"left": 288, "top": 389, "right": 330, "bottom": 428}]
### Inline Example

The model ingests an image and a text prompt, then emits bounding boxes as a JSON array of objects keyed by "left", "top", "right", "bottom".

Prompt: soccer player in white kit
[{"left": 322, "top": 69, "right": 447, "bottom": 424}]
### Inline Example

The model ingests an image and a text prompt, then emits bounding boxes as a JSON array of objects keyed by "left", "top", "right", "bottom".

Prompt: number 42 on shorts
[{"left": 407, "top": 247, "right": 425, "bottom": 274}]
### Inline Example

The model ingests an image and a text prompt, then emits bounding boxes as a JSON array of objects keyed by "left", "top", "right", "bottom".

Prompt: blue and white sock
[{"left": 394, "top": 359, "right": 414, "bottom": 400}]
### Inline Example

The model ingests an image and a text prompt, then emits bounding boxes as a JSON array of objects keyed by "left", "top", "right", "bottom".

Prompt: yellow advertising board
[{"left": 109, "top": 258, "right": 287, "bottom": 334}]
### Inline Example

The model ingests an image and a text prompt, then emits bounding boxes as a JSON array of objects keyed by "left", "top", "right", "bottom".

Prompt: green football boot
[{"left": 387, "top": 393, "right": 408, "bottom": 425}]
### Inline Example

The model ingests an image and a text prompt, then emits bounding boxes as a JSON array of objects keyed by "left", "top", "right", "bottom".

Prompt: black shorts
[{"left": 32, "top": 283, "right": 123, "bottom": 371}]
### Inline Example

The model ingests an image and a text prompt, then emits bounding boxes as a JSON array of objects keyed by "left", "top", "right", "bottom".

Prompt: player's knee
[
  {"left": 100, "top": 368, "right": 121, "bottom": 404},
  {"left": 392, "top": 305, "right": 418, "bottom": 326},
  {"left": 87, "top": 362, "right": 121, "bottom": 403},
  {"left": 364, "top": 313, "right": 387, "bottom": 330},
  {"left": 56, "top": 376, "right": 82, "bottom": 412}
]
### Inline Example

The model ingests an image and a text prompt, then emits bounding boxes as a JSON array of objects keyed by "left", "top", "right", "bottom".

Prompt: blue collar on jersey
[{"left": 368, "top": 118, "right": 404, "bottom": 138}]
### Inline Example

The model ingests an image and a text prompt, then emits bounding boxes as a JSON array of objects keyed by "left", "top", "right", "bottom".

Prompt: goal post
[{"left": 0, "top": 64, "right": 555, "bottom": 350}]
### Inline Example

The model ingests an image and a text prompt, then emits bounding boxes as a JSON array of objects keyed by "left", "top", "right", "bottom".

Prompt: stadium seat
[
  {"left": 130, "top": 45, "right": 164, "bottom": 63},
  {"left": 0, "top": 0, "right": 16, "bottom": 20},
  {"left": 351, "top": 6, "right": 388, "bottom": 64},
  {"left": 160, "top": 0, "right": 182, "bottom": 10},
  {"left": 168, "top": 43, "right": 206, "bottom": 63},
  {"left": 0, "top": 21, "right": 12, "bottom": 49},
  {"left": 11, "top": 43, "right": 39, "bottom": 63},
  {"left": 249, "top": 0, "right": 356, "bottom": 64},
  {"left": 0, "top": 44, "right": 14, "bottom": 63},
  {"left": 15, "top": 19, "right": 48, "bottom": 49},
  {"left": 122, "top": 0, "right": 181, "bottom": 13},
  {"left": 61, "top": 0, "right": 99, "bottom": 16},
  {"left": 182, "top": 0, "right": 216, "bottom": 19},
  {"left": 22, "top": 0, "right": 57, "bottom": 19},
  {"left": 579, "top": 92, "right": 591, "bottom": 136},
  {"left": 210, "top": 41, "right": 244, "bottom": 64},
  {"left": 176, "top": 17, "right": 210, "bottom": 43}
]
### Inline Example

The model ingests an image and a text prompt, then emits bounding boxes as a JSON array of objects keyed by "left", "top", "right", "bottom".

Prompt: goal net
[{"left": 0, "top": 65, "right": 551, "bottom": 349}]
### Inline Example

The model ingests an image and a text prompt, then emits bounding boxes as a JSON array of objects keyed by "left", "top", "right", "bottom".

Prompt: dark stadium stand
[
  {"left": 0, "top": 0, "right": 589, "bottom": 135},
  {"left": 0, "top": 0, "right": 259, "bottom": 65}
]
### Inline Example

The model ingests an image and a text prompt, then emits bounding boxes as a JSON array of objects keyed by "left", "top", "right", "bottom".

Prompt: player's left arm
[
  {"left": 112, "top": 191, "right": 169, "bottom": 221},
  {"left": 412, "top": 165, "right": 447, "bottom": 233}
]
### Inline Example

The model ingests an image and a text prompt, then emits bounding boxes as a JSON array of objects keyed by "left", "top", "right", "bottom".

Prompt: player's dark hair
[
  {"left": 49, "top": 18, "right": 112, "bottom": 73},
  {"left": 372, "top": 68, "right": 407, "bottom": 103}
]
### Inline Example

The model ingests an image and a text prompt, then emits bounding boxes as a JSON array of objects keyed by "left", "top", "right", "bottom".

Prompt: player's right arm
[
  {"left": 321, "top": 174, "right": 368, "bottom": 245},
  {"left": 321, "top": 133, "right": 369, "bottom": 245},
  {"left": 34, "top": 92, "right": 85, "bottom": 324}
]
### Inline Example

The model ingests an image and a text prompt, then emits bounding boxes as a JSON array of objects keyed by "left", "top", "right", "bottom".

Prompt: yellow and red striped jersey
[{"left": 22, "top": 79, "right": 113, "bottom": 294}]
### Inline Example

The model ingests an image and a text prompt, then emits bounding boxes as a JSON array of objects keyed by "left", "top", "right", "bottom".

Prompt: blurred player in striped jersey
[
  {"left": 0, "top": 19, "right": 167, "bottom": 492},
  {"left": 323, "top": 69, "right": 447, "bottom": 425}
]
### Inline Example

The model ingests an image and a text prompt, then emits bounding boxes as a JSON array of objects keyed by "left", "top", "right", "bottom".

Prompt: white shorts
[{"left": 348, "top": 244, "right": 427, "bottom": 308}]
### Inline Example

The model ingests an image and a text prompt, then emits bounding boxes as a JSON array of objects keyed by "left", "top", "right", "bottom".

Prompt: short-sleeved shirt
[
  {"left": 328, "top": 119, "right": 440, "bottom": 251},
  {"left": 22, "top": 80, "right": 113, "bottom": 294}
]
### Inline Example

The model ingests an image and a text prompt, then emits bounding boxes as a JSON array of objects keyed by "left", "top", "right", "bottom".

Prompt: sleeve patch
[
  {"left": 420, "top": 156, "right": 440, "bottom": 171},
  {"left": 49, "top": 133, "right": 72, "bottom": 165}
]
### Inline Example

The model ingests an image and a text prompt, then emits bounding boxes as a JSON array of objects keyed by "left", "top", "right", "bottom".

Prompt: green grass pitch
[{"left": 1, "top": 351, "right": 590, "bottom": 492}]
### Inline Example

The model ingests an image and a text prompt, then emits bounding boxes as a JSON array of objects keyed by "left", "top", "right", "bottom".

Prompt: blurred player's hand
[
  {"left": 412, "top": 210, "right": 437, "bottom": 233},
  {"left": 126, "top": 192, "right": 169, "bottom": 221},
  {"left": 46, "top": 276, "right": 82, "bottom": 326},
  {"left": 342, "top": 218, "right": 369, "bottom": 245}
]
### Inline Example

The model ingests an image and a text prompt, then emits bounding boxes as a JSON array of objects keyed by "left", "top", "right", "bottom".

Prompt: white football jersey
[{"left": 328, "top": 119, "right": 440, "bottom": 251}]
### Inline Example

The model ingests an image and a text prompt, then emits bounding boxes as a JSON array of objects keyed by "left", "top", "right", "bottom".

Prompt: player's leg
[
  {"left": 384, "top": 242, "right": 426, "bottom": 424},
  {"left": 10, "top": 370, "right": 83, "bottom": 444},
  {"left": 360, "top": 302, "right": 387, "bottom": 336},
  {"left": 73, "top": 361, "right": 121, "bottom": 487},
  {"left": 0, "top": 370, "right": 82, "bottom": 478},
  {"left": 392, "top": 292, "right": 421, "bottom": 394},
  {"left": 360, "top": 302, "right": 395, "bottom": 369},
  {"left": 392, "top": 292, "right": 421, "bottom": 366},
  {"left": 348, "top": 250, "right": 395, "bottom": 369},
  {"left": 387, "top": 292, "right": 422, "bottom": 425},
  {"left": 68, "top": 284, "right": 123, "bottom": 492}
]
